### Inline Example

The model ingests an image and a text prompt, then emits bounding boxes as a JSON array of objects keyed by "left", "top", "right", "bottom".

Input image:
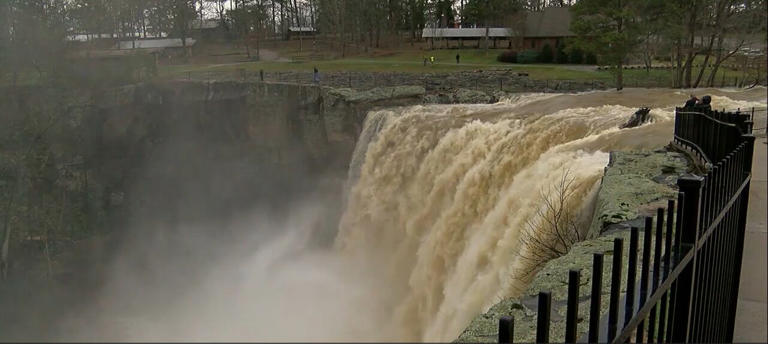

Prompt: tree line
[
  {"left": 571, "top": 0, "right": 766, "bottom": 89},
  {"left": 1, "top": 0, "right": 765, "bottom": 89}
]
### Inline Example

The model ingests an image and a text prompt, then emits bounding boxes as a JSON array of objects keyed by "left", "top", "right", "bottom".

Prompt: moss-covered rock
[
  {"left": 456, "top": 230, "right": 644, "bottom": 343},
  {"left": 586, "top": 149, "right": 690, "bottom": 238},
  {"left": 326, "top": 85, "right": 425, "bottom": 104},
  {"left": 422, "top": 88, "right": 499, "bottom": 104}
]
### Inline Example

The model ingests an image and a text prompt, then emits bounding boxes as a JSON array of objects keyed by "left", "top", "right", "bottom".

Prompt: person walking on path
[
  {"left": 456, "top": 53, "right": 460, "bottom": 64},
  {"left": 423, "top": 56, "right": 428, "bottom": 66},
  {"left": 430, "top": 56, "right": 435, "bottom": 65},
  {"left": 313, "top": 67, "right": 320, "bottom": 83}
]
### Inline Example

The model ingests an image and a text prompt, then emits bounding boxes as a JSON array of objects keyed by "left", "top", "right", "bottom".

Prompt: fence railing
[
  {"left": 498, "top": 108, "right": 755, "bottom": 343},
  {"left": 674, "top": 109, "right": 752, "bottom": 164}
]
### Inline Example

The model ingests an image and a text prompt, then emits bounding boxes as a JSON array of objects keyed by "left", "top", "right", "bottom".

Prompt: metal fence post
[
  {"left": 666, "top": 192, "right": 686, "bottom": 342},
  {"left": 647, "top": 208, "right": 666, "bottom": 342},
  {"left": 658, "top": 199, "right": 676, "bottom": 341},
  {"left": 636, "top": 217, "right": 654, "bottom": 343},
  {"left": 536, "top": 292, "right": 552, "bottom": 343},
  {"left": 625, "top": 227, "right": 639, "bottom": 326},
  {"left": 499, "top": 316, "right": 514, "bottom": 343},
  {"left": 726, "top": 134, "right": 755, "bottom": 341},
  {"left": 670, "top": 176, "right": 704, "bottom": 343},
  {"left": 608, "top": 237, "right": 623, "bottom": 341},
  {"left": 565, "top": 270, "right": 580, "bottom": 343},
  {"left": 589, "top": 253, "right": 604, "bottom": 343}
]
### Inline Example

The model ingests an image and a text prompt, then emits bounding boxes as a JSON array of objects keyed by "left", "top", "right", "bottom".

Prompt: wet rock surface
[
  {"left": 456, "top": 229, "right": 643, "bottom": 343},
  {"left": 619, "top": 107, "right": 652, "bottom": 129},
  {"left": 587, "top": 148, "right": 693, "bottom": 238}
]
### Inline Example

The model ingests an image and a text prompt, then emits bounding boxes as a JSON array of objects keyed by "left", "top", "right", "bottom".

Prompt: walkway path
[{"left": 733, "top": 132, "right": 767, "bottom": 342}]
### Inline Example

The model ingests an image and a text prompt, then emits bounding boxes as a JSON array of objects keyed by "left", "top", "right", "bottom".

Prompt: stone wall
[{"left": 183, "top": 70, "right": 609, "bottom": 93}]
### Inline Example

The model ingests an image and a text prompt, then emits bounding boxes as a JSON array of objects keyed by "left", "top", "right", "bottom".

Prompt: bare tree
[{"left": 519, "top": 170, "right": 586, "bottom": 270}]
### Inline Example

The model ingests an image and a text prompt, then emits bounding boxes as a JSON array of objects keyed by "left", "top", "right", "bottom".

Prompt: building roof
[
  {"left": 524, "top": 7, "right": 574, "bottom": 38},
  {"left": 191, "top": 18, "right": 220, "bottom": 30},
  {"left": 420, "top": 7, "right": 574, "bottom": 39},
  {"left": 288, "top": 26, "right": 316, "bottom": 32},
  {"left": 421, "top": 28, "right": 516, "bottom": 38},
  {"left": 116, "top": 38, "right": 197, "bottom": 50}
]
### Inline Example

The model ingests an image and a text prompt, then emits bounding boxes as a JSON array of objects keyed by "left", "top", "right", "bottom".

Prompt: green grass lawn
[
  {"left": 159, "top": 48, "right": 604, "bottom": 81},
  {"left": 3, "top": 46, "right": 752, "bottom": 88},
  {"left": 160, "top": 48, "right": 753, "bottom": 88}
]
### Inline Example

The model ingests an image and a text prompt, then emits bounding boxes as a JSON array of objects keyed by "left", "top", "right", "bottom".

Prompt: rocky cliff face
[
  {"left": 88, "top": 81, "right": 431, "bottom": 242},
  {"left": 0, "top": 81, "right": 429, "bottom": 270},
  {"left": 0, "top": 81, "right": 430, "bottom": 339},
  {"left": 93, "top": 81, "right": 428, "bottom": 170}
]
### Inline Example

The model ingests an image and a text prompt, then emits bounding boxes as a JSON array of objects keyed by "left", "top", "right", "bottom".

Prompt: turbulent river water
[
  {"left": 336, "top": 87, "right": 766, "bottom": 342},
  {"left": 47, "top": 88, "right": 765, "bottom": 342}
]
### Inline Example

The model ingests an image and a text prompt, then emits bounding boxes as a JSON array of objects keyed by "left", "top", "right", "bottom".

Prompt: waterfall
[
  {"left": 50, "top": 88, "right": 764, "bottom": 342},
  {"left": 336, "top": 96, "right": 679, "bottom": 341}
]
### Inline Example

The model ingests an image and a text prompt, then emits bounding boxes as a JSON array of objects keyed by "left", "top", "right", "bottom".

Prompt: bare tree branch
[{"left": 519, "top": 170, "right": 586, "bottom": 273}]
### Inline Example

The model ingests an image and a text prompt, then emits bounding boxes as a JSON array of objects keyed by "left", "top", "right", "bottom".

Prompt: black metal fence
[{"left": 498, "top": 108, "right": 755, "bottom": 343}]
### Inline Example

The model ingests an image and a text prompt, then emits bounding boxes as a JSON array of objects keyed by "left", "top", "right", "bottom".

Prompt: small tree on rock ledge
[{"left": 519, "top": 170, "right": 587, "bottom": 271}]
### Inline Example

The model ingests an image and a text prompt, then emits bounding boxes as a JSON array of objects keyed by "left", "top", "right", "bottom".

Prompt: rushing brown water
[
  {"left": 336, "top": 87, "right": 767, "bottom": 341},
  {"left": 44, "top": 87, "right": 765, "bottom": 342}
]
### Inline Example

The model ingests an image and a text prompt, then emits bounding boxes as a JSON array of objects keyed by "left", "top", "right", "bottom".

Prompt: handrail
[
  {"left": 610, "top": 174, "right": 751, "bottom": 344},
  {"left": 673, "top": 135, "right": 713, "bottom": 165},
  {"left": 698, "top": 174, "right": 751, "bottom": 247},
  {"left": 674, "top": 108, "right": 751, "bottom": 164},
  {"left": 675, "top": 110, "right": 741, "bottom": 133},
  {"left": 612, "top": 242, "right": 695, "bottom": 344}
]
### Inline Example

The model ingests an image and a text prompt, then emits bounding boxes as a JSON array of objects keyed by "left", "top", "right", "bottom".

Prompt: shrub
[
  {"left": 518, "top": 50, "right": 539, "bottom": 64},
  {"left": 556, "top": 44, "right": 568, "bottom": 64},
  {"left": 538, "top": 44, "right": 554, "bottom": 63},
  {"left": 585, "top": 52, "right": 598, "bottom": 65},
  {"left": 57, "top": 54, "right": 151, "bottom": 87},
  {"left": 497, "top": 50, "right": 518, "bottom": 63},
  {"left": 569, "top": 48, "right": 583, "bottom": 64}
]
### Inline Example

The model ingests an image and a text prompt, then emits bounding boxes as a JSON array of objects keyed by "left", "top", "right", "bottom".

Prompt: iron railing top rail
[
  {"left": 698, "top": 171, "right": 751, "bottom": 246},
  {"left": 610, "top": 172, "right": 751, "bottom": 344},
  {"left": 674, "top": 134, "right": 715, "bottom": 165},
  {"left": 675, "top": 109, "right": 746, "bottom": 134},
  {"left": 674, "top": 108, "right": 752, "bottom": 165}
]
